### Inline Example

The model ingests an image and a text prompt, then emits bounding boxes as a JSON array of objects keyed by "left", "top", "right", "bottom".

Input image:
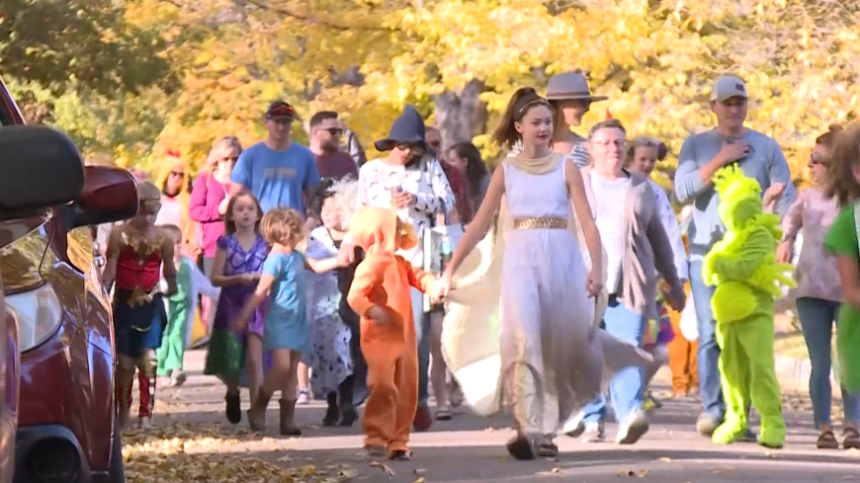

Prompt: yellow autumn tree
[{"left": 26, "top": 0, "right": 860, "bottom": 185}]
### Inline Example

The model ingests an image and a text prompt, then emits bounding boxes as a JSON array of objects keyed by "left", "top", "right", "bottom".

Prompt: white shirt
[
  {"left": 355, "top": 156, "right": 455, "bottom": 267},
  {"left": 591, "top": 173, "right": 631, "bottom": 294}
]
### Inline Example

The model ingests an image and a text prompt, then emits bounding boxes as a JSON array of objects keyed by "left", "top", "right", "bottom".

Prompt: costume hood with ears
[{"left": 349, "top": 206, "right": 417, "bottom": 256}]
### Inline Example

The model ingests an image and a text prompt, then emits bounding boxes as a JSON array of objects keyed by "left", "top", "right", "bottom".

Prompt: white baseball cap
[{"left": 711, "top": 75, "right": 748, "bottom": 102}]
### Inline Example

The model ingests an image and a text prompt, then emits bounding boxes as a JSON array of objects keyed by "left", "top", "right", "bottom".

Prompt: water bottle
[{"left": 440, "top": 236, "right": 452, "bottom": 274}]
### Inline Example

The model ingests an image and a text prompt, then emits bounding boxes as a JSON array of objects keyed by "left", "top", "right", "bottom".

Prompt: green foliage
[{"left": 0, "top": 0, "right": 175, "bottom": 96}]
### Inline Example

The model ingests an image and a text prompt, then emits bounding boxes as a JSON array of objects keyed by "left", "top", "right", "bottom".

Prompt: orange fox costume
[{"left": 347, "top": 206, "right": 435, "bottom": 459}]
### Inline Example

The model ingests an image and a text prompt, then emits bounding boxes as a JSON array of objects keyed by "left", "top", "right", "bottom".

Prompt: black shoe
[
  {"left": 225, "top": 391, "right": 241, "bottom": 425},
  {"left": 323, "top": 393, "right": 339, "bottom": 426},
  {"left": 339, "top": 404, "right": 358, "bottom": 426},
  {"left": 337, "top": 378, "right": 357, "bottom": 426}
]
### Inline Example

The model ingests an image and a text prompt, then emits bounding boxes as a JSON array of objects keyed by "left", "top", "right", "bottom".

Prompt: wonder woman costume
[{"left": 109, "top": 182, "right": 176, "bottom": 425}]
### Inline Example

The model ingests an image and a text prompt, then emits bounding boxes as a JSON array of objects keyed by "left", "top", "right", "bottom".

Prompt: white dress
[
  {"left": 442, "top": 155, "right": 653, "bottom": 438},
  {"left": 499, "top": 159, "right": 605, "bottom": 436},
  {"left": 303, "top": 226, "right": 353, "bottom": 398}
]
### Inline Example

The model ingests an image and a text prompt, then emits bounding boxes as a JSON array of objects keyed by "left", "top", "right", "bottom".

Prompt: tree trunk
[{"left": 432, "top": 79, "right": 487, "bottom": 149}]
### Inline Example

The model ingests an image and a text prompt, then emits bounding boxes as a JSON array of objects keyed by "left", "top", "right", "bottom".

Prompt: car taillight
[{"left": 5, "top": 284, "right": 61, "bottom": 353}]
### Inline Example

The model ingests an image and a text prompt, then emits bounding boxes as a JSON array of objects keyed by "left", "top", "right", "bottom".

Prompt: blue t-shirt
[
  {"left": 231, "top": 142, "right": 321, "bottom": 214},
  {"left": 261, "top": 250, "right": 309, "bottom": 352}
]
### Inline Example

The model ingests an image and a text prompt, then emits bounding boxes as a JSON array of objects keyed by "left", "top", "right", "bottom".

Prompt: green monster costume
[{"left": 702, "top": 165, "right": 795, "bottom": 448}]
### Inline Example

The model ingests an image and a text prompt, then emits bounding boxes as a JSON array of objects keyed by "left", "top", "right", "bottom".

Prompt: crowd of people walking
[{"left": 102, "top": 71, "right": 860, "bottom": 461}]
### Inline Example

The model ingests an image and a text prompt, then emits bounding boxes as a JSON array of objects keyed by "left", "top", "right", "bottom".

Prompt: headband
[{"left": 515, "top": 93, "right": 548, "bottom": 117}]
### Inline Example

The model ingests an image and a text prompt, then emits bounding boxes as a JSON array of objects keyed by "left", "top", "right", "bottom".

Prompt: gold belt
[{"left": 513, "top": 217, "right": 568, "bottom": 230}]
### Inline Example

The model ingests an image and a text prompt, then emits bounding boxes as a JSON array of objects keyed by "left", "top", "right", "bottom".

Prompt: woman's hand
[
  {"left": 242, "top": 272, "right": 260, "bottom": 285},
  {"left": 218, "top": 196, "right": 230, "bottom": 216},
  {"left": 586, "top": 268, "right": 603, "bottom": 298},
  {"left": 435, "top": 271, "right": 453, "bottom": 301},
  {"left": 393, "top": 191, "right": 417, "bottom": 209},
  {"left": 776, "top": 240, "right": 794, "bottom": 264}
]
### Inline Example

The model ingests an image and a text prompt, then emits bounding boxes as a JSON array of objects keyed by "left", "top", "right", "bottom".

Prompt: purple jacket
[{"left": 189, "top": 173, "right": 229, "bottom": 258}]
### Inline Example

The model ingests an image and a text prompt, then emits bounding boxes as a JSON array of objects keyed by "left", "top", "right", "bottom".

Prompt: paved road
[{"left": 129, "top": 350, "right": 859, "bottom": 482}]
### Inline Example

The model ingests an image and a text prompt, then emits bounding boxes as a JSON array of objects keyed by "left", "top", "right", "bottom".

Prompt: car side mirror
[
  {"left": 63, "top": 166, "right": 139, "bottom": 229},
  {"left": 0, "top": 125, "right": 85, "bottom": 220}
]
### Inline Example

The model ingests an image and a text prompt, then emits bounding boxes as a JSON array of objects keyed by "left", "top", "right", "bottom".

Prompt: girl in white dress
[{"left": 436, "top": 88, "right": 650, "bottom": 460}]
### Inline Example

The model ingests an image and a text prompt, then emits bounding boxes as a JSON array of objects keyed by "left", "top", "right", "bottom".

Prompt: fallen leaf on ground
[
  {"left": 413, "top": 469, "right": 426, "bottom": 475},
  {"left": 638, "top": 469, "right": 648, "bottom": 478},
  {"left": 370, "top": 461, "right": 395, "bottom": 476},
  {"left": 551, "top": 467, "right": 561, "bottom": 474},
  {"left": 414, "top": 478, "right": 426, "bottom": 483},
  {"left": 122, "top": 425, "right": 354, "bottom": 483},
  {"left": 657, "top": 457, "right": 672, "bottom": 463}
]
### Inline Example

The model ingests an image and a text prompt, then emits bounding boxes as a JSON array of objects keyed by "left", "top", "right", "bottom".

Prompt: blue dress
[{"left": 262, "top": 250, "right": 310, "bottom": 352}]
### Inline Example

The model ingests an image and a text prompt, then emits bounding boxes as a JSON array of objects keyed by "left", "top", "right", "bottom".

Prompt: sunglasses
[
  {"left": 395, "top": 143, "right": 424, "bottom": 152},
  {"left": 169, "top": 170, "right": 185, "bottom": 177}
]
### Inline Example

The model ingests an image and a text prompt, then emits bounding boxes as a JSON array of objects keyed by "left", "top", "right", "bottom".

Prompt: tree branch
[{"left": 238, "top": 0, "right": 393, "bottom": 32}]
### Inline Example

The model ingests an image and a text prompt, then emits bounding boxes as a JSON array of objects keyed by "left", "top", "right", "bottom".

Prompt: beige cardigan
[{"left": 581, "top": 167, "right": 681, "bottom": 319}]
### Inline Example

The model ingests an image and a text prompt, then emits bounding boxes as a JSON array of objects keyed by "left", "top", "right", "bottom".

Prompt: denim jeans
[
  {"left": 581, "top": 297, "right": 647, "bottom": 425},
  {"left": 410, "top": 288, "right": 431, "bottom": 408},
  {"left": 689, "top": 258, "right": 725, "bottom": 419},
  {"left": 796, "top": 297, "right": 860, "bottom": 427}
]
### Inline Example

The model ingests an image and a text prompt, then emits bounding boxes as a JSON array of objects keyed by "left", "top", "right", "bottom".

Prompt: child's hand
[
  {"left": 587, "top": 268, "right": 603, "bottom": 298},
  {"left": 434, "top": 273, "right": 452, "bottom": 301},
  {"left": 165, "top": 281, "right": 178, "bottom": 297},
  {"left": 666, "top": 284, "right": 686, "bottom": 312},
  {"left": 338, "top": 242, "right": 356, "bottom": 266},
  {"left": 234, "top": 311, "right": 250, "bottom": 331},
  {"left": 367, "top": 306, "right": 393, "bottom": 324}
]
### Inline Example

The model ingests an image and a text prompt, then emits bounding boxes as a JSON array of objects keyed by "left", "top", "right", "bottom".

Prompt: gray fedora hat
[{"left": 545, "top": 72, "right": 608, "bottom": 102}]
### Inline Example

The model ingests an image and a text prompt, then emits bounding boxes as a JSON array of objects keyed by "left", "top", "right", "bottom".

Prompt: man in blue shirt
[
  {"left": 231, "top": 100, "right": 321, "bottom": 214},
  {"left": 674, "top": 75, "right": 795, "bottom": 439}
]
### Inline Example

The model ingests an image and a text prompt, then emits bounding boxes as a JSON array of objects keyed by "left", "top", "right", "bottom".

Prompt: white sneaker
[
  {"left": 170, "top": 371, "right": 187, "bottom": 387},
  {"left": 616, "top": 411, "right": 649, "bottom": 445},
  {"left": 138, "top": 416, "right": 153, "bottom": 430},
  {"left": 582, "top": 422, "right": 606, "bottom": 443},
  {"left": 562, "top": 412, "right": 585, "bottom": 437},
  {"left": 296, "top": 389, "right": 310, "bottom": 405}
]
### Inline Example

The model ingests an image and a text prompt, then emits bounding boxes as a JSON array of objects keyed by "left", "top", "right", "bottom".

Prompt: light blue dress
[{"left": 262, "top": 251, "right": 310, "bottom": 352}]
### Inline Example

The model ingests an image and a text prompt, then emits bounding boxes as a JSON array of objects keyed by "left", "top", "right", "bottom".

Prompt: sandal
[
  {"left": 816, "top": 430, "right": 840, "bottom": 449},
  {"left": 505, "top": 435, "right": 536, "bottom": 461},
  {"left": 842, "top": 427, "right": 860, "bottom": 450},
  {"left": 536, "top": 438, "right": 559, "bottom": 458}
]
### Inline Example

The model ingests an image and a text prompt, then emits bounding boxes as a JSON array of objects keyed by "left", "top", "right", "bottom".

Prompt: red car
[
  {"left": 0, "top": 123, "right": 91, "bottom": 482},
  {"left": 1, "top": 78, "right": 139, "bottom": 483}
]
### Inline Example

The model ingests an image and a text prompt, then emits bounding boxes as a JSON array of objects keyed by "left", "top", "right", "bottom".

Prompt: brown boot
[
  {"left": 279, "top": 399, "right": 302, "bottom": 436},
  {"left": 247, "top": 390, "right": 272, "bottom": 432}
]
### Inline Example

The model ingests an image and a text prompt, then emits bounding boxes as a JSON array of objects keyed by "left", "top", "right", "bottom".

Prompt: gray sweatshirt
[{"left": 674, "top": 128, "right": 795, "bottom": 259}]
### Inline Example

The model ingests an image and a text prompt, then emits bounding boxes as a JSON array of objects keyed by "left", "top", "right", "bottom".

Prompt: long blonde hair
[{"left": 204, "top": 136, "right": 243, "bottom": 173}]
